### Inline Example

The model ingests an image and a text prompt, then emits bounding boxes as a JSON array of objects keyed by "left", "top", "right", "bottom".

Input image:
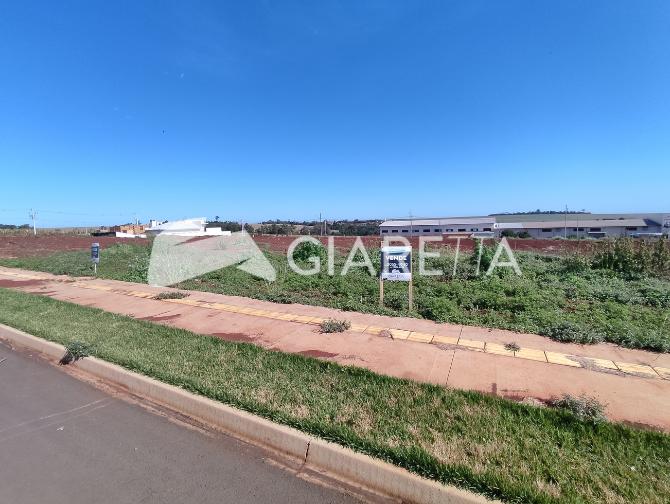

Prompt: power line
[{"left": 0, "top": 208, "right": 131, "bottom": 218}]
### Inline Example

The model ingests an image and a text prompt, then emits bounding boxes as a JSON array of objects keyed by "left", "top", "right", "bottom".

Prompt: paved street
[{"left": 0, "top": 339, "right": 360, "bottom": 504}]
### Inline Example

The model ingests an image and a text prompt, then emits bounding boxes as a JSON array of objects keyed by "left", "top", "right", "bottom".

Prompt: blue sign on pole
[
  {"left": 380, "top": 246, "right": 411, "bottom": 281},
  {"left": 91, "top": 243, "right": 100, "bottom": 264}
]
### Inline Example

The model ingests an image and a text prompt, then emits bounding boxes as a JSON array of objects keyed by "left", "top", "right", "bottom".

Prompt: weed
[
  {"left": 592, "top": 237, "right": 670, "bottom": 277},
  {"left": 562, "top": 253, "right": 591, "bottom": 273},
  {"left": 551, "top": 394, "right": 607, "bottom": 424},
  {"left": 153, "top": 291, "right": 189, "bottom": 300},
  {"left": 319, "top": 318, "right": 351, "bottom": 333},
  {"left": 469, "top": 239, "right": 496, "bottom": 274},
  {"left": 59, "top": 340, "right": 93, "bottom": 365},
  {"left": 504, "top": 342, "right": 520, "bottom": 352}
]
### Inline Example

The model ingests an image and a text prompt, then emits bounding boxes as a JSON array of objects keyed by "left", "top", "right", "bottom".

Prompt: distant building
[
  {"left": 93, "top": 223, "right": 146, "bottom": 238},
  {"left": 495, "top": 218, "right": 656, "bottom": 239},
  {"left": 379, "top": 217, "right": 495, "bottom": 237},
  {"left": 379, "top": 213, "right": 669, "bottom": 239},
  {"left": 145, "top": 217, "right": 231, "bottom": 237},
  {"left": 110, "top": 224, "right": 146, "bottom": 235}
]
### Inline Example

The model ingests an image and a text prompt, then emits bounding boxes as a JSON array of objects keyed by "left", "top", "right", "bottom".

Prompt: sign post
[
  {"left": 379, "top": 245, "right": 412, "bottom": 310},
  {"left": 91, "top": 242, "right": 100, "bottom": 275}
]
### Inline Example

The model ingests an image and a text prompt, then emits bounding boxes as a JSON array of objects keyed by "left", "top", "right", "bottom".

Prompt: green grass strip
[{"left": 0, "top": 287, "right": 668, "bottom": 503}]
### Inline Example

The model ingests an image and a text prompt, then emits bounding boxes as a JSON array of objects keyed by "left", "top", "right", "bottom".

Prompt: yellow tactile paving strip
[{"left": 2, "top": 268, "right": 668, "bottom": 381}]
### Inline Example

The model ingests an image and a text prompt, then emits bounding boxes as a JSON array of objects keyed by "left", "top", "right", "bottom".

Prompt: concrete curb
[{"left": 0, "top": 324, "right": 492, "bottom": 504}]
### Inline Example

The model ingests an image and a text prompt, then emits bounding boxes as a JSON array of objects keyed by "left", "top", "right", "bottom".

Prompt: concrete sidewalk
[{"left": 1, "top": 266, "right": 669, "bottom": 431}]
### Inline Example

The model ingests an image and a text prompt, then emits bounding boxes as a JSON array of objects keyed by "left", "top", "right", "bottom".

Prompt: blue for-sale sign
[
  {"left": 91, "top": 243, "right": 100, "bottom": 264},
  {"left": 380, "top": 246, "right": 411, "bottom": 281}
]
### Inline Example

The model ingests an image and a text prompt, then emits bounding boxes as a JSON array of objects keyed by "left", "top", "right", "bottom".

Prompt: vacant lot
[
  {"left": 0, "top": 235, "right": 148, "bottom": 258},
  {"left": 1, "top": 288, "right": 668, "bottom": 504},
  {"left": 0, "top": 234, "right": 589, "bottom": 258},
  {"left": 253, "top": 234, "right": 590, "bottom": 254},
  {"left": 1, "top": 236, "right": 668, "bottom": 352}
]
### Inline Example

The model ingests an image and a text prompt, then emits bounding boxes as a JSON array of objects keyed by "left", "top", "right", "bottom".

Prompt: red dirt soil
[
  {"left": 0, "top": 234, "right": 594, "bottom": 259},
  {"left": 252, "top": 234, "right": 591, "bottom": 255},
  {"left": 0, "top": 235, "right": 149, "bottom": 258}
]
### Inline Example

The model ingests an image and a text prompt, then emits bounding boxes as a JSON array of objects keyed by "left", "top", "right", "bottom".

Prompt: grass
[
  {"left": 0, "top": 243, "right": 149, "bottom": 282},
  {"left": 2, "top": 242, "right": 669, "bottom": 352},
  {"left": 0, "top": 287, "right": 669, "bottom": 503}
]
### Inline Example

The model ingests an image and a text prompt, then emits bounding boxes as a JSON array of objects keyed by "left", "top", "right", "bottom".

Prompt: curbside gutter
[{"left": 0, "top": 324, "right": 493, "bottom": 504}]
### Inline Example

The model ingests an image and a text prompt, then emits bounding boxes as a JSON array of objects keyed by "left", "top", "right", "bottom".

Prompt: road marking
[
  {"left": 580, "top": 357, "right": 619, "bottom": 371},
  {"left": 458, "top": 338, "right": 486, "bottom": 351},
  {"left": 407, "top": 331, "right": 434, "bottom": 343},
  {"left": 514, "top": 347, "right": 547, "bottom": 362},
  {"left": 545, "top": 351, "right": 581, "bottom": 368},
  {"left": 364, "top": 326, "right": 386, "bottom": 336},
  {"left": 484, "top": 342, "right": 515, "bottom": 357},
  {"left": 431, "top": 334, "right": 459, "bottom": 346},
  {"left": 389, "top": 329, "right": 411, "bottom": 340},
  {"left": 614, "top": 362, "right": 658, "bottom": 378}
]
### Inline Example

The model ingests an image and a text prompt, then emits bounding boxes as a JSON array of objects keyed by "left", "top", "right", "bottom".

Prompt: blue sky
[{"left": 1, "top": 1, "right": 669, "bottom": 227}]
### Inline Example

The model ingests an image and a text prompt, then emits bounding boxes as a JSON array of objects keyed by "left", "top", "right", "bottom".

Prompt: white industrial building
[
  {"left": 379, "top": 217, "right": 495, "bottom": 237},
  {"left": 379, "top": 213, "right": 669, "bottom": 239}
]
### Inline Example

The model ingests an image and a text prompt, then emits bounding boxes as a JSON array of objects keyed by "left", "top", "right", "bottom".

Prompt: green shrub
[
  {"left": 541, "top": 321, "right": 605, "bottom": 344},
  {"left": 59, "top": 340, "right": 93, "bottom": 365},
  {"left": 124, "top": 251, "right": 150, "bottom": 283},
  {"left": 417, "top": 297, "right": 460, "bottom": 322},
  {"left": 592, "top": 237, "right": 670, "bottom": 277},
  {"left": 562, "top": 253, "right": 591, "bottom": 273},
  {"left": 652, "top": 237, "right": 670, "bottom": 273},
  {"left": 551, "top": 394, "right": 607, "bottom": 424},
  {"left": 292, "top": 241, "right": 326, "bottom": 263},
  {"left": 319, "top": 318, "right": 351, "bottom": 333},
  {"left": 469, "top": 240, "right": 496, "bottom": 274}
]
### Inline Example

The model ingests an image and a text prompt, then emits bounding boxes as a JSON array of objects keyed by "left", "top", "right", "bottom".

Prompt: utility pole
[
  {"left": 29, "top": 209, "right": 37, "bottom": 236},
  {"left": 564, "top": 204, "right": 568, "bottom": 239}
]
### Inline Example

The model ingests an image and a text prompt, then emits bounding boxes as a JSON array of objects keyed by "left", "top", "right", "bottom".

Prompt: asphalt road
[{"left": 0, "top": 338, "right": 361, "bottom": 504}]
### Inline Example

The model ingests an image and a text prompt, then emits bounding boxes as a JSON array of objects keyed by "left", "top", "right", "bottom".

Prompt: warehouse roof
[
  {"left": 381, "top": 217, "right": 495, "bottom": 227},
  {"left": 503, "top": 218, "right": 649, "bottom": 229}
]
